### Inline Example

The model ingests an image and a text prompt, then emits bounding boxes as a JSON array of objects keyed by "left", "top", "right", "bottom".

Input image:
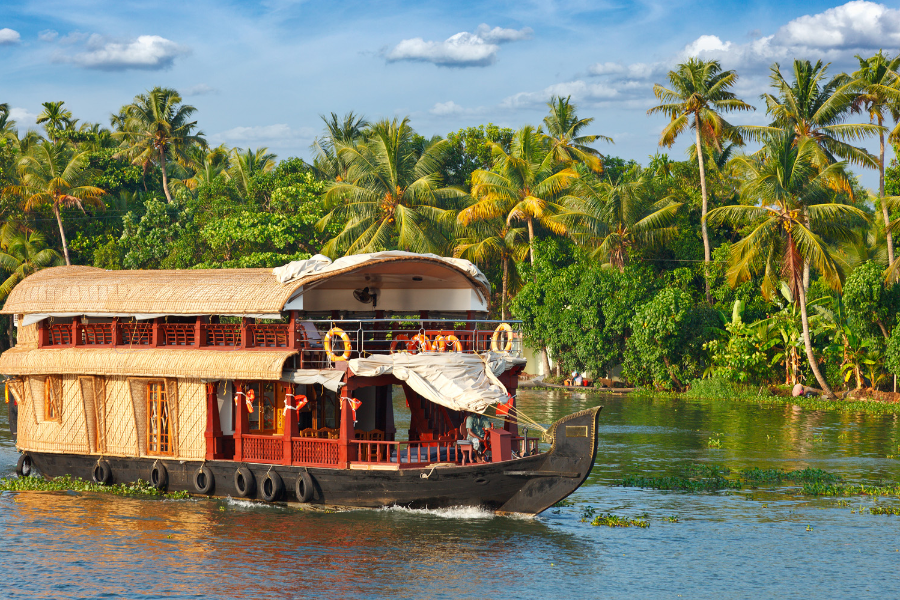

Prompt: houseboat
[{"left": 1, "top": 251, "right": 601, "bottom": 515}]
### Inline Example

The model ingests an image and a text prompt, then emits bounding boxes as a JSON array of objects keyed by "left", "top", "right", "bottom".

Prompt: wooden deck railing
[
  {"left": 350, "top": 440, "right": 470, "bottom": 467},
  {"left": 291, "top": 438, "right": 340, "bottom": 467},
  {"left": 242, "top": 434, "right": 284, "bottom": 463}
]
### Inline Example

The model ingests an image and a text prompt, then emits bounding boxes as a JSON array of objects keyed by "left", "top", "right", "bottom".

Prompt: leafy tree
[
  {"left": 455, "top": 218, "right": 527, "bottom": 319},
  {"left": 5, "top": 141, "right": 105, "bottom": 265},
  {"left": 35, "top": 101, "right": 73, "bottom": 140},
  {"left": 708, "top": 132, "right": 869, "bottom": 398},
  {"left": 318, "top": 117, "right": 464, "bottom": 256},
  {"left": 843, "top": 260, "right": 900, "bottom": 339},
  {"left": 648, "top": 58, "right": 754, "bottom": 296},
  {"left": 229, "top": 147, "right": 276, "bottom": 199},
  {"left": 116, "top": 87, "right": 206, "bottom": 202},
  {"left": 443, "top": 124, "right": 514, "bottom": 188},
  {"left": 310, "top": 112, "right": 369, "bottom": 182},
  {"left": 542, "top": 95, "right": 612, "bottom": 172}
]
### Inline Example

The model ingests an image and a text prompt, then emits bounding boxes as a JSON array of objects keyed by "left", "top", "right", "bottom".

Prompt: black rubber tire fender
[
  {"left": 15, "top": 454, "right": 32, "bottom": 477},
  {"left": 234, "top": 466, "right": 256, "bottom": 498},
  {"left": 150, "top": 462, "right": 168, "bottom": 490},
  {"left": 193, "top": 465, "right": 214, "bottom": 495},
  {"left": 261, "top": 471, "right": 284, "bottom": 502},
  {"left": 295, "top": 471, "right": 315, "bottom": 503},
  {"left": 92, "top": 460, "right": 112, "bottom": 485}
]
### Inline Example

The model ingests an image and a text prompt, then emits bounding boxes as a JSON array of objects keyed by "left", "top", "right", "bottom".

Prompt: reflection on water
[{"left": 2, "top": 392, "right": 900, "bottom": 599}]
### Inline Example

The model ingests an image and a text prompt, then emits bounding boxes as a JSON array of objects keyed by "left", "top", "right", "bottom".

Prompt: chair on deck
[
  {"left": 298, "top": 321, "right": 326, "bottom": 366},
  {"left": 455, "top": 422, "right": 474, "bottom": 466}
]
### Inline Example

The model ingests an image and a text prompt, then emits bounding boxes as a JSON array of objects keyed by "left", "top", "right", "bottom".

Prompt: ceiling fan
[{"left": 353, "top": 286, "right": 378, "bottom": 308}]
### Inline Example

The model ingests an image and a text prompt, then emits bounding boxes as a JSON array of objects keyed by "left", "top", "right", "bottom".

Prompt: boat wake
[
  {"left": 380, "top": 505, "right": 534, "bottom": 520},
  {"left": 223, "top": 496, "right": 283, "bottom": 510}
]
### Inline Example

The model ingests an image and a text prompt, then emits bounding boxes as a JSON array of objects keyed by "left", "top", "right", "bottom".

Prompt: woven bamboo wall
[
  {"left": 16, "top": 375, "right": 91, "bottom": 455},
  {"left": 177, "top": 379, "right": 206, "bottom": 460},
  {"left": 79, "top": 377, "right": 98, "bottom": 453},
  {"left": 16, "top": 323, "right": 38, "bottom": 349},
  {"left": 126, "top": 379, "right": 148, "bottom": 456},
  {"left": 104, "top": 377, "right": 139, "bottom": 457}
]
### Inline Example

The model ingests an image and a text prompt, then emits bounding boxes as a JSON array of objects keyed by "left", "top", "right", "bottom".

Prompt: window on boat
[
  {"left": 44, "top": 376, "right": 63, "bottom": 423},
  {"left": 246, "top": 381, "right": 285, "bottom": 434},
  {"left": 147, "top": 381, "right": 172, "bottom": 456}
]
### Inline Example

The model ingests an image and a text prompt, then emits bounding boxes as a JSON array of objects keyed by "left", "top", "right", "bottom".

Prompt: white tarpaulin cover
[
  {"left": 348, "top": 352, "right": 526, "bottom": 413},
  {"left": 272, "top": 251, "right": 490, "bottom": 290},
  {"left": 281, "top": 369, "right": 345, "bottom": 392}
]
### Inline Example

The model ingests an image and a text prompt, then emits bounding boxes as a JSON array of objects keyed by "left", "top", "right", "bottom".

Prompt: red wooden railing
[
  {"left": 121, "top": 322, "right": 152, "bottom": 345},
  {"left": 249, "top": 324, "right": 290, "bottom": 348},
  {"left": 79, "top": 323, "right": 114, "bottom": 345},
  {"left": 291, "top": 438, "right": 340, "bottom": 467},
  {"left": 48, "top": 324, "right": 72, "bottom": 345},
  {"left": 242, "top": 434, "right": 284, "bottom": 463},
  {"left": 203, "top": 323, "right": 240, "bottom": 347},
  {"left": 162, "top": 323, "right": 196, "bottom": 346},
  {"left": 350, "top": 440, "right": 469, "bottom": 467}
]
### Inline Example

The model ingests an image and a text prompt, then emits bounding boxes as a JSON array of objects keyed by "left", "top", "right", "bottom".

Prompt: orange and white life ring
[
  {"left": 390, "top": 334, "right": 411, "bottom": 353},
  {"left": 434, "top": 334, "right": 463, "bottom": 352},
  {"left": 324, "top": 327, "right": 352, "bottom": 361},
  {"left": 408, "top": 334, "right": 432, "bottom": 353},
  {"left": 491, "top": 323, "right": 513, "bottom": 353}
]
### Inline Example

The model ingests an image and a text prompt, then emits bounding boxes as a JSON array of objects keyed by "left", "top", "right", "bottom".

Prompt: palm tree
[
  {"left": 0, "top": 223, "right": 63, "bottom": 346},
  {"left": 0, "top": 103, "right": 16, "bottom": 140},
  {"left": 184, "top": 144, "right": 231, "bottom": 190},
  {"left": 708, "top": 132, "right": 869, "bottom": 399},
  {"left": 115, "top": 87, "right": 206, "bottom": 202},
  {"left": 455, "top": 219, "right": 528, "bottom": 319},
  {"left": 567, "top": 165, "right": 682, "bottom": 270},
  {"left": 460, "top": 125, "right": 579, "bottom": 267},
  {"left": 35, "top": 101, "right": 73, "bottom": 140},
  {"left": 317, "top": 117, "right": 464, "bottom": 256},
  {"left": 228, "top": 147, "right": 277, "bottom": 198},
  {"left": 542, "top": 95, "right": 612, "bottom": 172},
  {"left": 850, "top": 52, "right": 900, "bottom": 270},
  {"left": 648, "top": 58, "right": 754, "bottom": 297},
  {"left": 311, "top": 111, "right": 369, "bottom": 182},
  {"left": 4, "top": 141, "right": 105, "bottom": 265}
]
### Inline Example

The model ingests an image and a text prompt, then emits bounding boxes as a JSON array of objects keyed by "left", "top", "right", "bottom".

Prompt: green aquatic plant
[
  {"left": 591, "top": 513, "right": 649, "bottom": 528},
  {"left": 741, "top": 467, "right": 842, "bottom": 485},
  {"left": 868, "top": 505, "right": 900, "bottom": 515},
  {"left": 0, "top": 475, "right": 191, "bottom": 499},
  {"left": 580, "top": 505, "right": 597, "bottom": 522},
  {"left": 803, "top": 482, "right": 900, "bottom": 497},
  {"left": 620, "top": 474, "right": 741, "bottom": 491}
]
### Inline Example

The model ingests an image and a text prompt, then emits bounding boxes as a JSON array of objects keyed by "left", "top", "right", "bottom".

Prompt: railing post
[
  {"left": 283, "top": 388, "right": 296, "bottom": 466},
  {"left": 38, "top": 320, "right": 49, "bottom": 348},
  {"left": 234, "top": 382, "right": 246, "bottom": 462},
  {"left": 152, "top": 318, "right": 163, "bottom": 347},
  {"left": 71, "top": 317, "right": 80, "bottom": 347},
  {"left": 338, "top": 378, "right": 353, "bottom": 468},
  {"left": 289, "top": 311, "right": 298, "bottom": 350},
  {"left": 240, "top": 317, "right": 248, "bottom": 349},
  {"left": 205, "top": 383, "right": 222, "bottom": 460},
  {"left": 466, "top": 311, "right": 475, "bottom": 352},
  {"left": 111, "top": 317, "right": 119, "bottom": 347}
]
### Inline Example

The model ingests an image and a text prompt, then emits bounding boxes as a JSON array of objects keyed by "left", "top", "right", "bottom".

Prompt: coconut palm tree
[
  {"left": 542, "top": 95, "right": 612, "bottom": 172},
  {"left": 567, "top": 165, "right": 682, "bottom": 270},
  {"left": 648, "top": 58, "right": 754, "bottom": 297},
  {"left": 184, "top": 144, "right": 231, "bottom": 190},
  {"left": 317, "top": 117, "right": 464, "bottom": 256},
  {"left": 0, "top": 103, "right": 16, "bottom": 140},
  {"left": 4, "top": 141, "right": 105, "bottom": 265},
  {"left": 35, "top": 101, "right": 73, "bottom": 140},
  {"left": 228, "top": 147, "right": 277, "bottom": 198},
  {"left": 460, "top": 125, "right": 579, "bottom": 267},
  {"left": 0, "top": 223, "right": 63, "bottom": 346},
  {"left": 850, "top": 52, "right": 900, "bottom": 270},
  {"left": 311, "top": 111, "right": 369, "bottom": 182},
  {"left": 115, "top": 87, "right": 206, "bottom": 202},
  {"left": 455, "top": 219, "right": 528, "bottom": 320},
  {"left": 708, "top": 132, "right": 869, "bottom": 399}
]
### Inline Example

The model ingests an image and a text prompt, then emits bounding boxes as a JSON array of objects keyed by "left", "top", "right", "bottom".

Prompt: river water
[{"left": 2, "top": 390, "right": 900, "bottom": 600}]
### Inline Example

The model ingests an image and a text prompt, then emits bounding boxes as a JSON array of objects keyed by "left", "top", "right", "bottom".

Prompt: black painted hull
[{"left": 25, "top": 406, "right": 602, "bottom": 515}]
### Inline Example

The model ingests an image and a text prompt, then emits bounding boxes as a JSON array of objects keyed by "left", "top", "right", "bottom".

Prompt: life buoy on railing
[
  {"left": 491, "top": 323, "right": 514, "bottom": 353},
  {"left": 324, "top": 327, "right": 352, "bottom": 362},
  {"left": 434, "top": 334, "right": 463, "bottom": 353},
  {"left": 390, "top": 334, "right": 411, "bottom": 353},
  {"left": 408, "top": 333, "right": 432, "bottom": 353}
]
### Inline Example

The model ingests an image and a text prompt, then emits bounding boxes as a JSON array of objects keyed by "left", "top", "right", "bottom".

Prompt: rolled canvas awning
[
  {"left": 0, "top": 348, "right": 298, "bottom": 381},
  {"left": 349, "top": 352, "right": 526, "bottom": 413}
]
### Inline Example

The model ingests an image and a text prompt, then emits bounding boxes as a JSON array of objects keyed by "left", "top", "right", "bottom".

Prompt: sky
[{"left": 2, "top": 0, "right": 900, "bottom": 189}]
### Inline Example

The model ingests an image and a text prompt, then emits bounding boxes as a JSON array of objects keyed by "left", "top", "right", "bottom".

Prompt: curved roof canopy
[{"left": 1, "top": 252, "right": 490, "bottom": 317}]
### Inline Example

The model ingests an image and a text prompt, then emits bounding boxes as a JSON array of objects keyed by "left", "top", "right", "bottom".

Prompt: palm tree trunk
[
  {"left": 501, "top": 255, "right": 509, "bottom": 321},
  {"left": 54, "top": 203, "right": 71, "bottom": 266},
  {"left": 160, "top": 151, "right": 173, "bottom": 203},
  {"left": 796, "top": 281, "right": 836, "bottom": 399},
  {"left": 526, "top": 216, "right": 535, "bottom": 267},
  {"left": 880, "top": 130, "right": 895, "bottom": 274},
  {"left": 695, "top": 124, "right": 711, "bottom": 302}
]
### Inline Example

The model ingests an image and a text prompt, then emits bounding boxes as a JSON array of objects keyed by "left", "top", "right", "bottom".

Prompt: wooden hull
[{"left": 24, "top": 406, "right": 601, "bottom": 515}]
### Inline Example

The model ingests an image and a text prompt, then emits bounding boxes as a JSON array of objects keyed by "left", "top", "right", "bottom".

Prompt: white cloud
[
  {"left": 213, "top": 124, "right": 316, "bottom": 148},
  {"left": 58, "top": 34, "right": 189, "bottom": 70},
  {"left": 184, "top": 83, "right": 218, "bottom": 96},
  {"left": 683, "top": 34, "right": 732, "bottom": 56},
  {"left": 501, "top": 80, "right": 619, "bottom": 109},
  {"left": 385, "top": 24, "right": 532, "bottom": 67},
  {"left": 430, "top": 100, "right": 466, "bottom": 116},
  {"left": 38, "top": 30, "right": 58, "bottom": 42},
  {"left": 0, "top": 28, "right": 20, "bottom": 45},
  {"left": 8, "top": 107, "right": 37, "bottom": 124}
]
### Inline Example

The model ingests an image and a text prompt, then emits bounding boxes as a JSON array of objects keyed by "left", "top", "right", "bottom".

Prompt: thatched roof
[
  {"left": 0, "top": 252, "right": 490, "bottom": 316},
  {"left": 0, "top": 347, "right": 297, "bottom": 380}
]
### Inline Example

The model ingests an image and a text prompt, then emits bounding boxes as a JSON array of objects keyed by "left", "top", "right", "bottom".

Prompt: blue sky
[{"left": 2, "top": 0, "right": 900, "bottom": 189}]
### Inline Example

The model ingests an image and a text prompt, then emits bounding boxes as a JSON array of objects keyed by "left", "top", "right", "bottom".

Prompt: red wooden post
[
  {"left": 152, "top": 318, "right": 162, "bottom": 347},
  {"left": 71, "top": 317, "right": 80, "bottom": 347},
  {"left": 234, "top": 381, "right": 246, "bottom": 461},
  {"left": 194, "top": 316, "right": 203, "bottom": 348},
  {"left": 111, "top": 317, "right": 120, "bottom": 347},
  {"left": 282, "top": 384, "right": 296, "bottom": 466},
  {"left": 289, "top": 311, "right": 298, "bottom": 350},
  {"left": 38, "top": 320, "right": 49, "bottom": 347},
  {"left": 337, "top": 381, "right": 355, "bottom": 468},
  {"left": 204, "top": 383, "right": 222, "bottom": 460},
  {"left": 240, "top": 317, "right": 248, "bottom": 349}
]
